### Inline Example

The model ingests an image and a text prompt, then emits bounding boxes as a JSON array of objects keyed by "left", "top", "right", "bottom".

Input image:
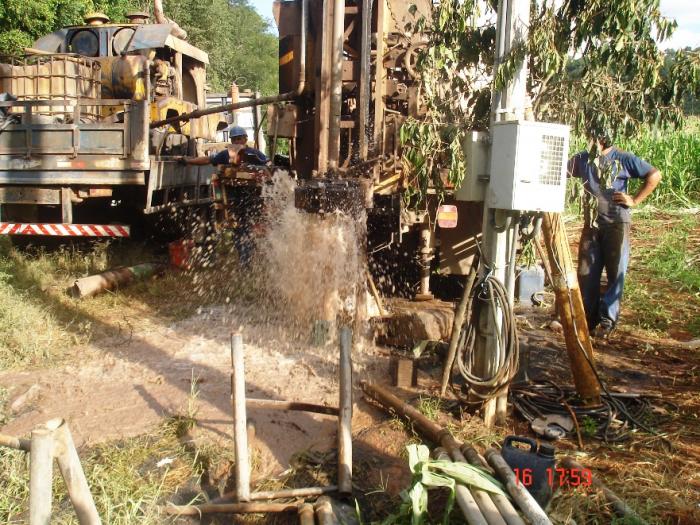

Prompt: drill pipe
[{"left": 360, "top": 381, "right": 525, "bottom": 525}]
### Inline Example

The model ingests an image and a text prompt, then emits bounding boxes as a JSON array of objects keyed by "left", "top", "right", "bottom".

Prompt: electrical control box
[
  {"left": 487, "top": 120, "right": 570, "bottom": 212},
  {"left": 455, "top": 131, "right": 489, "bottom": 202}
]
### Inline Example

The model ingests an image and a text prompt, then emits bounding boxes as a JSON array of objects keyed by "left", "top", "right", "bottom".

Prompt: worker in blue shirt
[
  {"left": 183, "top": 125, "right": 268, "bottom": 167},
  {"left": 569, "top": 129, "right": 661, "bottom": 338},
  {"left": 181, "top": 126, "right": 268, "bottom": 265}
]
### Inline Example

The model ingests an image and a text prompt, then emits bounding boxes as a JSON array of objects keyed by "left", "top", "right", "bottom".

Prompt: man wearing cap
[
  {"left": 568, "top": 130, "right": 661, "bottom": 338},
  {"left": 182, "top": 125, "right": 267, "bottom": 167},
  {"left": 181, "top": 126, "right": 268, "bottom": 265}
]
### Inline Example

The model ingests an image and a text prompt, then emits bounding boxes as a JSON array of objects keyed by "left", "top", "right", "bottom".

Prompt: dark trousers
[{"left": 577, "top": 223, "right": 631, "bottom": 329}]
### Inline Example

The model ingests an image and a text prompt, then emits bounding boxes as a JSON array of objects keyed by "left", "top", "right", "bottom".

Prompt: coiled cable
[{"left": 452, "top": 269, "right": 520, "bottom": 403}]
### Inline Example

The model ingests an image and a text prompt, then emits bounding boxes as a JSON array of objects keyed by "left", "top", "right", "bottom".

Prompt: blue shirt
[
  {"left": 568, "top": 147, "right": 653, "bottom": 225},
  {"left": 209, "top": 147, "right": 268, "bottom": 166}
]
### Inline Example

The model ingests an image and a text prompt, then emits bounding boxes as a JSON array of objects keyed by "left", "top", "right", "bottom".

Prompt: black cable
[
  {"left": 451, "top": 269, "right": 519, "bottom": 403},
  {"left": 510, "top": 380, "right": 674, "bottom": 443}
]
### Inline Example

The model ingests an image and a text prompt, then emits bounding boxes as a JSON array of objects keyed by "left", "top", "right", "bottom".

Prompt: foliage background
[{"left": 0, "top": 0, "right": 278, "bottom": 94}]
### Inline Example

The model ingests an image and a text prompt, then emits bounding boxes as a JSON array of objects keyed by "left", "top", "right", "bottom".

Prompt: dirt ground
[{"left": 1, "top": 214, "right": 699, "bottom": 524}]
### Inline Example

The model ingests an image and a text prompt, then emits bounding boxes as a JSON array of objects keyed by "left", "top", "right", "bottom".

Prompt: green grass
[
  {"left": 624, "top": 213, "right": 700, "bottom": 336},
  {"left": 0, "top": 420, "right": 206, "bottom": 524},
  {"left": 0, "top": 238, "right": 204, "bottom": 370},
  {"left": 620, "top": 126, "right": 700, "bottom": 208}
]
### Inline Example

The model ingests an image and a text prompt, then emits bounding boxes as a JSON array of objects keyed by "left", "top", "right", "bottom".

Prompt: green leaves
[{"left": 387, "top": 444, "right": 507, "bottom": 525}]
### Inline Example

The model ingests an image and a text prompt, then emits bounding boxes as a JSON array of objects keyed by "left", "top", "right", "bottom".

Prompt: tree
[
  {"left": 400, "top": 0, "right": 700, "bottom": 207},
  {"left": 0, "top": 0, "right": 278, "bottom": 96},
  {"left": 163, "top": 0, "right": 278, "bottom": 94}
]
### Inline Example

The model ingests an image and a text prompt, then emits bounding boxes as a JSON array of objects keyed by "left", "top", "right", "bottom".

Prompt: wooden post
[
  {"left": 338, "top": 326, "right": 353, "bottom": 495},
  {"left": 29, "top": 426, "right": 53, "bottom": 525},
  {"left": 51, "top": 419, "right": 101, "bottom": 524},
  {"left": 541, "top": 213, "right": 601, "bottom": 405},
  {"left": 231, "top": 334, "right": 251, "bottom": 502}
]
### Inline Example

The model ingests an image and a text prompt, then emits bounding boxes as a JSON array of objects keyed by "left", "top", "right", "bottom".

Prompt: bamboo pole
[
  {"left": 338, "top": 326, "right": 353, "bottom": 495},
  {"left": 560, "top": 458, "right": 648, "bottom": 525},
  {"left": 163, "top": 501, "right": 300, "bottom": 516},
  {"left": 541, "top": 213, "right": 601, "bottom": 405},
  {"left": 483, "top": 449, "right": 552, "bottom": 525},
  {"left": 51, "top": 419, "right": 101, "bottom": 524},
  {"left": 231, "top": 334, "right": 251, "bottom": 502},
  {"left": 29, "top": 426, "right": 53, "bottom": 525}
]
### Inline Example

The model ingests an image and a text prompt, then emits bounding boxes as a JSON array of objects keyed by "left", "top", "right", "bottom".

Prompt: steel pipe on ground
[
  {"left": 71, "top": 263, "right": 163, "bottom": 298},
  {"left": 484, "top": 449, "right": 552, "bottom": 525},
  {"left": 433, "top": 449, "right": 498, "bottom": 525},
  {"left": 360, "top": 382, "right": 526, "bottom": 525}
]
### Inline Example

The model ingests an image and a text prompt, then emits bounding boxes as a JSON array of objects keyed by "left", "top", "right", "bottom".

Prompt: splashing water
[{"left": 259, "top": 172, "right": 370, "bottom": 333}]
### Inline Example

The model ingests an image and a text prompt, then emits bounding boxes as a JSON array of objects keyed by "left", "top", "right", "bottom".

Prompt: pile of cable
[
  {"left": 451, "top": 270, "right": 519, "bottom": 404},
  {"left": 510, "top": 380, "right": 672, "bottom": 443}
]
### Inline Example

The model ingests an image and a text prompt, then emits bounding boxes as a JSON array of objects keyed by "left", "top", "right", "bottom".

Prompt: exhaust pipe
[{"left": 154, "top": 0, "right": 188, "bottom": 39}]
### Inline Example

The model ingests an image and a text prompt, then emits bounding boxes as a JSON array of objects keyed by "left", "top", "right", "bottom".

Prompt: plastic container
[
  {"left": 168, "top": 239, "right": 195, "bottom": 270},
  {"left": 501, "top": 435, "right": 556, "bottom": 507},
  {"left": 516, "top": 265, "right": 545, "bottom": 305}
]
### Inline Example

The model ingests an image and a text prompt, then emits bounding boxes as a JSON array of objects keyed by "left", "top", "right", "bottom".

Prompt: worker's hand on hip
[
  {"left": 177, "top": 156, "right": 188, "bottom": 166},
  {"left": 612, "top": 192, "right": 635, "bottom": 207}
]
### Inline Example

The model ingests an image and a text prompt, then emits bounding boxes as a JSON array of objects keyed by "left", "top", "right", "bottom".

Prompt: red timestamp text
[{"left": 513, "top": 467, "right": 593, "bottom": 488}]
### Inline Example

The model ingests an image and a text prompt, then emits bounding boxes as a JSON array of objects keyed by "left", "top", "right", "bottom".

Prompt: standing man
[{"left": 569, "top": 130, "right": 661, "bottom": 337}]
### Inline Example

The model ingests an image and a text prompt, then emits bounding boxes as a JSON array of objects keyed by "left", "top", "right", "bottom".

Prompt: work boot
[{"left": 592, "top": 319, "right": 614, "bottom": 339}]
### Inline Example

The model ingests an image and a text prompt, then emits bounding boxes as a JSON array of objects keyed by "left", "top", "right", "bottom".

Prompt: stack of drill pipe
[
  {"left": 361, "top": 381, "right": 549, "bottom": 525},
  {"left": 71, "top": 263, "right": 164, "bottom": 298},
  {"left": 433, "top": 448, "right": 505, "bottom": 525}
]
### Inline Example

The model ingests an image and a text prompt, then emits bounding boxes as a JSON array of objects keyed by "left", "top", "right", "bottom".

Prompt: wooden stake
[
  {"left": 541, "top": 213, "right": 601, "bottom": 405},
  {"left": 51, "top": 419, "right": 102, "bottom": 524},
  {"left": 231, "top": 334, "right": 251, "bottom": 501},
  {"left": 338, "top": 326, "right": 353, "bottom": 494},
  {"left": 29, "top": 427, "right": 53, "bottom": 525}
]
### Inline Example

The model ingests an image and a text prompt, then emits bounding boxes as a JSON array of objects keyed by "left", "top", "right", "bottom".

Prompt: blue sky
[{"left": 249, "top": 0, "right": 699, "bottom": 49}]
